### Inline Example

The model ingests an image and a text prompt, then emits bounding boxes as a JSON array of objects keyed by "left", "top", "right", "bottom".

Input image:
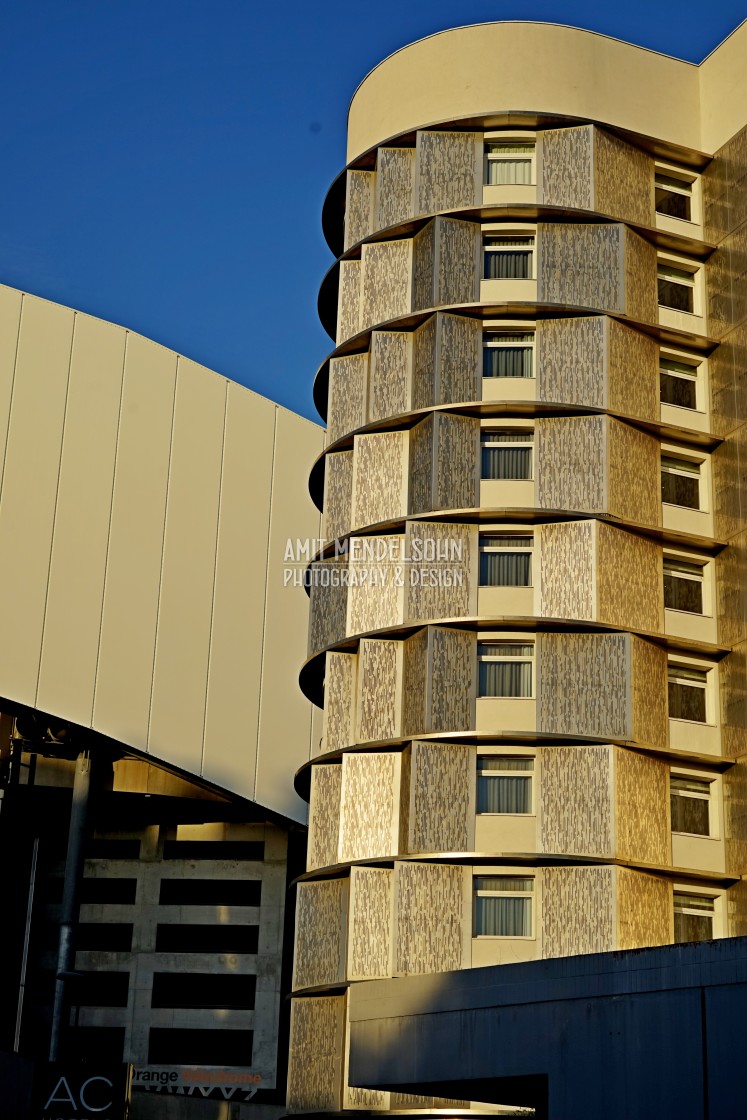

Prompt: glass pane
[
  {"left": 478, "top": 757, "right": 534, "bottom": 771},
  {"left": 482, "top": 432, "right": 534, "bottom": 443},
  {"left": 481, "top": 536, "right": 533, "bottom": 548},
  {"left": 670, "top": 777, "right": 711, "bottom": 795},
  {"left": 661, "top": 470, "right": 700, "bottom": 509},
  {"left": 655, "top": 188, "right": 691, "bottom": 220},
  {"left": 483, "top": 346, "right": 533, "bottom": 377},
  {"left": 674, "top": 892, "right": 715, "bottom": 912},
  {"left": 484, "top": 251, "right": 532, "bottom": 279},
  {"left": 479, "top": 643, "right": 534, "bottom": 657},
  {"left": 486, "top": 159, "right": 532, "bottom": 186},
  {"left": 474, "top": 895, "right": 532, "bottom": 936},
  {"left": 485, "top": 144, "right": 535, "bottom": 156},
  {"left": 668, "top": 681, "right": 707, "bottom": 722},
  {"left": 658, "top": 277, "right": 694, "bottom": 312},
  {"left": 660, "top": 371, "right": 697, "bottom": 409},
  {"left": 478, "top": 774, "right": 532, "bottom": 813},
  {"left": 479, "top": 551, "right": 532, "bottom": 586},
  {"left": 481, "top": 446, "right": 532, "bottom": 479},
  {"left": 478, "top": 660, "right": 532, "bottom": 697},
  {"left": 664, "top": 573, "right": 703, "bottom": 613},
  {"left": 673, "top": 911, "right": 713, "bottom": 943},
  {"left": 670, "top": 792, "right": 710, "bottom": 835},
  {"left": 475, "top": 876, "right": 534, "bottom": 892}
]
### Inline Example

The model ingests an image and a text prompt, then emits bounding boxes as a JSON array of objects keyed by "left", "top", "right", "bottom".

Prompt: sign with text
[
  {"left": 33, "top": 1064, "right": 131, "bottom": 1120},
  {"left": 132, "top": 1066, "right": 263, "bottom": 1101}
]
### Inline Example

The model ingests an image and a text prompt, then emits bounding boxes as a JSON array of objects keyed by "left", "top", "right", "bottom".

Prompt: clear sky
[{"left": 0, "top": 1, "right": 743, "bottom": 422}]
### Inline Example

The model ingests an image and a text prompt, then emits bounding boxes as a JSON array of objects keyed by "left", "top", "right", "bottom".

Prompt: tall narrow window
[
  {"left": 668, "top": 665, "right": 708, "bottom": 723},
  {"left": 481, "top": 431, "right": 533, "bottom": 480},
  {"left": 670, "top": 775, "right": 712, "bottom": 836},
  {"left": 655, "top": 173, "right": 693, "bottom": 221},
  {"left": 658, "top": 264, "right": 696, "bottom": 313},
  {"left": 482, "top": 332, "right": 534, "bottom": 378},
  {"left": 660, "top": 358, "right": 699, "bottom": 410},
  {"left": 478, "top": 642, "right": 533, "bottom": 698},
  {"left": 477, "top": 757, "right": 534, "bottom": 814},
  {"left": 483, "top": 235, "right": 534, "bottom": 279},
  {"left": 661, "top": 456, "right": 701, "bottom": 509},
  {"left": 479, "top": 535, "right": 533, "bottom": 586},
  {"left": 663, "top": 559, "right": 704, "bottom": 613},
  {"left": 673, "top": 892, "right": 714, "bottom": 943},
  {"left": 484, "top": 142, "right": 535, "bottom": 185},
  {"left": 473, "top": 876, "right": 533, "bottom": 936}
]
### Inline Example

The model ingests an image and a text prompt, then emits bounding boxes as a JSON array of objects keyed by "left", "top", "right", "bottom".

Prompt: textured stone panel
[
  {"left": 438, "top": 312, "right": 481, "bottom": 404},
  {"left": 347, "top": 866, "right": 393, "bottom": 980},
  {"left": 402, "top": 628, "right": 429, "bottom": 736},
  {"left": 361, "top": 240, "right": 412, "bottom": 331},
  {"left": 287, "top": 995, "right": 345, "bottom": 1113},
  {"left": 702, "top": 131, "right": 731, "bottom": 245},
  {"left": 351, "top": 431, "right": 407, "bottom": 529},
  {"left": 437, "top": 218, "right": 480, "bottom": 306},
  {"left": 434, "top": 413, "right": 480, "bottom": 512},
  {"left": 536, "top": 415, "right": 606, "bottom": 513},
  {"left": 412, "top": 314, "right": 437, "bottom": 411},
  {"left": 337, "top": 261, "right": 362, "bottom": 345},
  {"left": 327, "top": 353, "right": 368, "bottom": 445},
  {"left": 345, "top": 1084, "right": 390, "bottom": 1111},
  {"left": 616, "top": 868, "right": 671, "bottom": 950},
  {"left": 408, "top": 741, "right": 473, "bottom": 854},
  {"left": 375, "top": 148, "right": 416, "bottom": 231},
  {"left": 339, "top": 752, "right": 399, "bottom": 863},
  {"left": 394, "top": 862, "right": 464, "bottom": 974},
  {"left": 429, "top": 627, "right": 477, "bottom": 733},
  {"left": 307, "top": 764, "right": 342, "bottom": 872},
  {"left": 344, "top": 170, "right": 375, "bottom": 251},
  {"left": 404, "top": 521, "right": 475, "bottom": 623},
  {"left": 398, "top": 745, "right": 411, "bottom": 856},
  {"left": 412, "top": 222, "right": 436, "bottom": 312},
  {"left": 539, "top": 125, "right": 593, "bottom": 209},
  {"left": 536, "top": 316, "right": 605, "bottom": 408},
  {"left": 537, "top": 520, "right": 595, "bottom": 621},
  {"left": 346, "top": 535, "right": 403, "bottom": 635},
  {"left": 595, "top": 127, "right": 655, "bottom": 227},
  {"left": 539, "top": 746, "right": 613, "bottom": 858},
  {"left": 727, "top": 880, "right": 747, "bottom": 939},
  {"left": 538, "top": 223, "right": 624, "bottom": 312},
  {"left": 541, "top": 866, "right": 615, "bottom": 958},
  {"left": 408, "top": 414, "right": 435, "bottom": 515},
  {"left": 630, "top": 636, "right": 669, "bottom": 750},
  {"left": 308, "top": 559, "right": 348, "bottom": 655},
  {"left": 416, "top": 131, "right": 480, "bottom": 215},
  {"left": 706, "top": 239, "right": 732, "bottom": 340},
  {"left": 713, "top": 432, "right": 742, "bottom": 543},
  {"left": 293, "top": 878, "right": 346, "bottom": 989},
  {"left": 356, "top": 638, "right": 400, "bottom": 743},
  {"left": 624, "top": 227, "right": 659, "bottom": 323},
  {"left": 709, "top": 333, "right": 738, "bottom": 440},
  {"left": 324, "top": 652, "right": 357, "bottom": 754},
  {"left": 724, "top": 758, "right": 747, "bottom": 877},
  {"left": 614, "top": 748, "right": 670, "bottom": 866},
  {"left": 606, "top": 317, "right": 659, "bottom": 422},
  {"left": 721, "top": 641, "right": 747, "bottom": 758},
  {"left": 717, "top": 529, "right": 747, "bottom": 648},
  {"left": 607, "top": 417, "right": 661, "bottom": 528},
  {"left": 537, "top": 632, "right": 629, "bottom": 741},
  {"left": 323, "top": 452, "right": 353, "bottom": 543},
  {"left": 597, "top": 521, "right": 663, "bottom": 633},
  {"left": 368, "top": 331, "right": 410, "bottom": 423}
]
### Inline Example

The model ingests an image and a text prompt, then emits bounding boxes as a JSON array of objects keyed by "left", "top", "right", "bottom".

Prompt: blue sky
[{"left": 0, "top": 2, "right": 743, "bottom": 422}]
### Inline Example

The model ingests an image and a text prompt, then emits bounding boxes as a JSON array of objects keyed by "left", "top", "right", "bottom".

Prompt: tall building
[{"left": 287, "top": 19, "right": 747, "bottom": 1118}]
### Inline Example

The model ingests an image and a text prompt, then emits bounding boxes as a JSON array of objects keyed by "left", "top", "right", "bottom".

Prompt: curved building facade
[{"left": 288, "top": 21, "right": 747, "bottom": 1116}]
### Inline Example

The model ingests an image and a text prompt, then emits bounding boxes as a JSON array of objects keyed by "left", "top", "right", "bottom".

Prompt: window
[
  {"left": 660, "top": 357, "right": 699, "bottom": 410},
  {"left": 473, "top": 875, "right": 533, "bottom": 936},
  {"left": 483, "top": 234, "right": 534, "bottom": 279},
  {"left": 155, "top": 924, "right": 259, "bottom": 953},
  {"left": 670, "top": 775, "right": 712, "bottom": 836},
  {"left": 655, "top": 172, "right": 694, "bottom": 221},
  {"left": 484, "top": 141, "right": 535, "bottom": 185},
  {"left": 481, "top": 431, "right": 533, "bottom": 480},
  {"left": 658, "top": 264, "right": 696, "bottom": 313},
  {"left": 673, "top": 892, "right": 714, "bottom": 943},
  {"left": 479, "top": 535, "right": 533, "bottom": 586},
  {"left": 478, "top": 642, "right": 533, "bottom": 697},
  {"left": 664, "top": 559, "right": 704, "bottom": 614},
  {"left": 159, "top": 878, "right": 262, "bottom": 905},
  {"left": 661, "top": 455, "right": 701, "bottom": 509},
  {"left": 483, "top": 331, "right": 534, "bottom": 378},
  {"left": 668, "top": 664, "right": 708, "bottom": 723},
  {"left": 477, "top": 757, "right": 533, "bottom": 813},
  {"left": 148, "top": 1028, "right": 253, "bottom": 1066},
  {"left": 151, "top": 973, "right": 257, "bottom": 1010},
  {"left": 80, "top": 878, "right": 137, "bottom": 904},
  {"left": 163, "top": 840, "right": 264, "bottom": 860}
]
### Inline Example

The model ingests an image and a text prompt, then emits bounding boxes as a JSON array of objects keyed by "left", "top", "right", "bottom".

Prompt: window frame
[
  {"left": 663, "top": 555, "right": 706, "bottom": 616},
  {"left": 477, "top": 639, "right": 535, "bottom": 699},
  {"left": 478, "top": 533, "right": 534, "bottom": 587},
  {"left": 670, "top": 771, "right": 714, "bottom": 838},
  {"left": 472, "top": 873, "right": 535, "bottom": 939},
  {"left": 661, "top": 453, "right": 703, "bottom": 511},
  {"left": 476, "top": 755, "right": 535, "bottom": 816},
  {"left": 667, "top": 660, "right": 712, "bottom": 725},
  {"left": 659, "top": 353, "right": 703, "bottom": 413},
  {"left": 482, "top": 330, "right": 535, "bottom": 379},
  {"left": 673, "top": 888, "right": 721, "bottom": 944},
  {"left": 483, "top": 140, "right": 536, "bottom": 187},
  {"left": 657, "top": 254, "right": 701, "bottom": 316},
  {"left": 654, "top": 163, "right": 700, "bottom": 225},
  {"left": 480, "top": 429, "right": 534, "bottom": 481},
  {"left": 482, "top": 231, "right": 536, "bottom": 281}
]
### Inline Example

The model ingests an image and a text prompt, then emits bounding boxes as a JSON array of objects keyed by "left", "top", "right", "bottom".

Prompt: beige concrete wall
[{"left": 0, "top": 285, "right": 323, "bottom": 823}]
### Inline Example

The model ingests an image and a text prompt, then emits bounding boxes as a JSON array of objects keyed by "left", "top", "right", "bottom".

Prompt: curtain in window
[
  {"left": 478, "top": 661, "right": 532, "bottom": 697},
  {"left": 484, "top": 251, "right": 531, "bottom": 279},
  {"left": 483, "top": 346, "right": 533, "bottom": 377},
  {"left": 474, "top": 896, "right": 532, "bottom": 936},
  {"left": 479, "top": 551, "right": 531, "bottom": 586},
  {"left": 478, "top": 775, "right": 531, "bottom": 813},
  {"left": 481, "top": 446, "right": 532, "bottom": 479},
  {"left": 668, "top": 681, "right": 707, "bottom": 722},
  {"left": 486, "top": 159, "right": 532, "bottom": 186}
]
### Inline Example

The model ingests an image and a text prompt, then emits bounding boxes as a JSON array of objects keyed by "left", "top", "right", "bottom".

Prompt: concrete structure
[
  {"left": 0, "top": 285, "right": 324, "bottom": 1118},
  {"left": 287, "top": 19, "right": 747, "bottom": 1118}
]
